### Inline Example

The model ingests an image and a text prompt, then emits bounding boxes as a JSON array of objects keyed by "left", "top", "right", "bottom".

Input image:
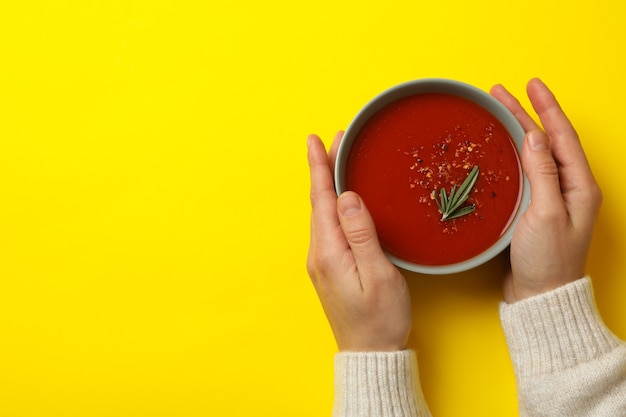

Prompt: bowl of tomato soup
[{"left": 335, "top": 79, "right": 529, "bottom": 274}]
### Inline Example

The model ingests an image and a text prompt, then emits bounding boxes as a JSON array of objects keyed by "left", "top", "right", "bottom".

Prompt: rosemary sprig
[{"left": 435, "top": 165, "right": 479, "bottom": 221}]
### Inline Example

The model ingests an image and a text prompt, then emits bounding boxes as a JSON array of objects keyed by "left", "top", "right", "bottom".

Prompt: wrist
[
  {"left": 504, "top": 276, "right": 580, "bottom": 304},
  {"left": 337, "top": 337, "right": 408, "bottom": 353}
]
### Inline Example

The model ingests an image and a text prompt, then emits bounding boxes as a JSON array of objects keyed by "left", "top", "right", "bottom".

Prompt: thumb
[
  {"left": 522, "top": 130, "right": 565, "bottom": 213},
  {"left": 336, "top": 191, "right": 389, "bottom": 269}
]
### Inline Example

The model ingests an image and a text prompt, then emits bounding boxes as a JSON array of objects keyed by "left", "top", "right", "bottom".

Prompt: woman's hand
[
  {"left": 306, "top": 131, "right": 412, "bottom": 351},
  {"left": 491, "top": 79, "right": 603, "bottom": 303}
]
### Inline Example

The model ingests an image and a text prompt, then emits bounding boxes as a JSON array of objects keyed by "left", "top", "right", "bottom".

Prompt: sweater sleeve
[
  {"left": 500, "top": 276, "right": 626, "bottom": 417},
  {"left": 333, "top": 350, "right": 432, "bottom": 417}
]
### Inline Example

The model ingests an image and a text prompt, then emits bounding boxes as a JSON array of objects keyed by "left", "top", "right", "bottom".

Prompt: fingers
[
  {"left": 526, "top": 78, "right": 579, "bottom": 145},
  {"left": 328, "top": 130, "right": 344, "bottom": 178},
  {"left": 491, "top": 82, "right": 568, "bottom": 219},
  {"left": 307, "top": 134, "right": 336, "bottom": 212},
  {"left": 525, "top": 79, "right": 591, "bottom": 174},
  {"left": 336, "top": 191, "right": 390, "bottom": 282},
  {"left": 490, "top": 84, "right": 541, "bottom": 132},
  {"left": 521, "top": 130, "right": 566, "bottom": 219},
  {"left": 307, "top": 134, "right": 342, "bottom": 251},
  {"left": 494, "top": 79, "right": 602, "bottom": 228},
  {"left": 524, "top": 80, "right": 601, "bottom": 219},
  {"left": 308, "top": 133, "right": 396, "bottom": 293}
]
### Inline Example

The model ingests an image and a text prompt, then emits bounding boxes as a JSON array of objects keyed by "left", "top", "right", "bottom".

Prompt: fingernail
[
  {"left": 528, "top": 130, "right": 549, "bottom": 151},
  {"left": 338, "top": 193, "right": 361, "bottom": 217}
]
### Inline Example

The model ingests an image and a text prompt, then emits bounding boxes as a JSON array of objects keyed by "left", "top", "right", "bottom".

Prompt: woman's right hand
[{"left": 490, "top": 78, "right": 602, "bottom": 303}]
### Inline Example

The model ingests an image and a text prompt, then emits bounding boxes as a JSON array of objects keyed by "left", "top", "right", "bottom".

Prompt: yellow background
[{"left": 0, "top": 1, "right": 625, "bottom": 416}]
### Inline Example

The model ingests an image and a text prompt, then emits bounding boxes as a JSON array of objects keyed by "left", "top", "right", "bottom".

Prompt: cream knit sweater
[{"left": 333, "top": 277, "right": 626, "bottom": 416}]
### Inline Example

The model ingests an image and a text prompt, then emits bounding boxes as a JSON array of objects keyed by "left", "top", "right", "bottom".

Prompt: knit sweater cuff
[
  {"left": 499, "top": 276, "right": 621, "bottom": 378},
  {"left": 333, "top": 350, "right": 431, "bottom": 417}
]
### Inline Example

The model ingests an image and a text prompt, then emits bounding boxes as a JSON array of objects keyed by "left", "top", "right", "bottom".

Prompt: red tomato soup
[{"left": 346, "top": 93, "right": 522, "bottom": 266}]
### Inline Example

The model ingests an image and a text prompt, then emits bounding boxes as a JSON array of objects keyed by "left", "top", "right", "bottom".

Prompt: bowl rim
[{"left": 334, "top": 78, "right": 530, "bottom": 274}]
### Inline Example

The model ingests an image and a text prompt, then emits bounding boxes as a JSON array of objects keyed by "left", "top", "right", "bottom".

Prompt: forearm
[
  {"left": 500, "top": 276, "right": 626, "bottom": 416},
  {"left": 333, "top": 350, "right": 432, "bottom": 417}
]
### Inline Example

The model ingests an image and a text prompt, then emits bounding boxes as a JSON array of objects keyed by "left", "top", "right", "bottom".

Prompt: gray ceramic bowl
[{"left": 335, "top": 78, "right": 530, "bottom": 274}]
